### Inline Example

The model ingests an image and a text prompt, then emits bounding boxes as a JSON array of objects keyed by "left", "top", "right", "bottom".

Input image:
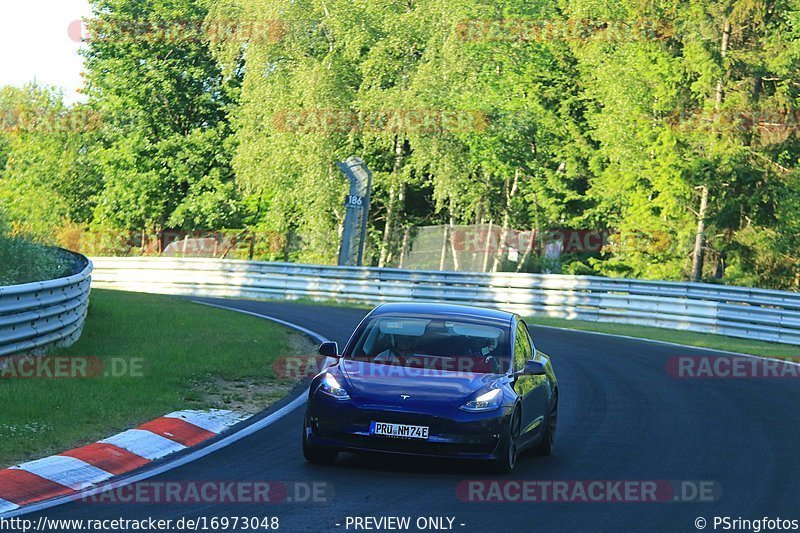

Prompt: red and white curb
[
  {"left": 1, "top": 303, "right": 330, "bottom": 518},
  {"left": 0, "top": 409, "right": 249, "bottom": 514}
]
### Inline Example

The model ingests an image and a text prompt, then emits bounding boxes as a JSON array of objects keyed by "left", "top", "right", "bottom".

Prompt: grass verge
[
  {"left": 0, "top": 289, "right": 312, "bottom": 468},
  {"left": 525, "top": 315, "right": 800, "bottom": 359}
]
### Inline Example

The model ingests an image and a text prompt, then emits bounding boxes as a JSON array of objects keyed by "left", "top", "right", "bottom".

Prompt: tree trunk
[
  {"left": 439, "top": 224, "right": 448, "bottom": 271},
  {"left": 378, "top": 184, "right": 396, "bottom": 268},
  {"left": 388, "top": 182, "right": 406, "bottom": 266},
  {"left": 516, "top": 189, "right": 540, "bottom": 273},
  {"left": 691, "top": 185, "right": 709, "bottom": 282},
  {"left": 448, "top": 196, "right": 460, "bottom": 271},
  {"left": 398, "top": 226, "right": 411, "bottom": 269},
  {"left": 378, "top": 136, "right": 405, "bottom": 267},
  {"left": 714, "top": 18, "right": 731, "bottom": 111},
  {"left": 714, "top": 252, "right": 726, "bottom": 279},
  {"left": 515, "top": 231, "right": 536, "bottom": 273},
  {"left": 481, "top": 220, "right": 494, "bottom": 272},
  {"left": 491, "top": 170, "right": 519, "bottom": 272},
  {"left": 694, "top": 16, "right": 729, "bottom": 281}
]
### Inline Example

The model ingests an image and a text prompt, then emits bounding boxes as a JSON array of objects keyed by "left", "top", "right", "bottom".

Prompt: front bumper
[{"left": 306, "top": 396, "right": 512, "bottom": 460}]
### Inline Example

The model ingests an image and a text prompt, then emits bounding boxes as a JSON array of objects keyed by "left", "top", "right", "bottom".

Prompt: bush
[{"left": 0, "top": 235, "right": 74, "bottom": 285}]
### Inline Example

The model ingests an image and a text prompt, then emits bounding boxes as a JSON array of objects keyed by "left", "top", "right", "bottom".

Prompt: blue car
[{"left": 302, "top": 303, "right": 558, "bottom": 473}]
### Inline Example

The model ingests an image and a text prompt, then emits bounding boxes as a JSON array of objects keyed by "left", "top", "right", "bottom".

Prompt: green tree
[
  {"left": 564, "top": 0, "right": 800, "bottom": 285},
  {"left": 0, "top": 83, "right": 101, "bottom": 241},
  {"left": 84, "top": 0, "right": 240, "bottom": 235}
]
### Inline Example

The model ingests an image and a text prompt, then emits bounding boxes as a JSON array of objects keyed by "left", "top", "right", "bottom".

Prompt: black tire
[
  {"left": 302, "top": 413, "right": 338, "bottom": 465},
  {"left": 537, "top": 392, "right": 558, "bottom": 456},
  {"left": 491, "top": 408, "right": 521, "bottom": 474}
]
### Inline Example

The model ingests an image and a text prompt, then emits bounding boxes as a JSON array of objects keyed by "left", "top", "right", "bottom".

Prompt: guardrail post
[{"left": 337, "top": 157, "right": 373, "bottom": 267}]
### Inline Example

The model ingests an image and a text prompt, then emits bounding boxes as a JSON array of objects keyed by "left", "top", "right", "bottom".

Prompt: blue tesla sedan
[{"left": 302, "top": 303, "right": 558, "bottom": 473}]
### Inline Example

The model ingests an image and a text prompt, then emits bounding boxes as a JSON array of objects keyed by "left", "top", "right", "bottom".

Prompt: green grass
[
  {"left": 0, "top": 235, "right": 73, "bottom": 285},
  {"left": 0, "top": 289, "right": 309, "bottom": 468},
  {"left": 525, "top": 315, "right": 800, "bottom": 359}
]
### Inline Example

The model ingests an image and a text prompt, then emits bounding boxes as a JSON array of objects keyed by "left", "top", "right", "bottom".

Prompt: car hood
[{"left": 338, "top": 359, "right": 501, "bottom": 405}]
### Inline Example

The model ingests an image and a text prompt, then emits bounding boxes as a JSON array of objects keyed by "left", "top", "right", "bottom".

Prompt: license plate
[{"left": 370, "top": 421, "right": 429, "bottom": 440}]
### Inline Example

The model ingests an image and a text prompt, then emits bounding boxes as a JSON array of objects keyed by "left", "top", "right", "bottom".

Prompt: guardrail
[
  {"left": 0, "top": 251, "right": 93, "bottom": 357},
  {"left": 89, "top": 257, "right": 800, "bottom": 346}
]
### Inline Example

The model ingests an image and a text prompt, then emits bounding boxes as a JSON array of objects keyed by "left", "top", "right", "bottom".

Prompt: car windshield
[{"left": 347, "top": 316, "right": 511, "bottom": 374}]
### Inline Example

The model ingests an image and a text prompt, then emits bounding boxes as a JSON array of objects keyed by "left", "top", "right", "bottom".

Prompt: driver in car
[
  {"left": 374, "top": 333, "right": 418, "bottom": 363},
  {"left": 465, "top": 335, "right": 502, "bottom": 373}
]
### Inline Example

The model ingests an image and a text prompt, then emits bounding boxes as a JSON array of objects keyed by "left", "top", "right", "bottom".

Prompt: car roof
[{"left": 368, "top": 302, "right": 515, "bottom": 325}]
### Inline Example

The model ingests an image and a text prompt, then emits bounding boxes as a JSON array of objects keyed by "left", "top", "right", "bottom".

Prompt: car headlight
[
  {"left": 459, "top": 388, "right": 502, "bottom": 412},
  {"left": 318, "top": 373, "right": 350, "bottom": 400}
]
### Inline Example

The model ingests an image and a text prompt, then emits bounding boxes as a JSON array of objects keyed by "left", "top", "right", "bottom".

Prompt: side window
[
  {"left": 513, "top": 321, "right": 532, "bottom": 370},
  {"left": 525, "top": 324, "right": 537, "bottom": 358}
]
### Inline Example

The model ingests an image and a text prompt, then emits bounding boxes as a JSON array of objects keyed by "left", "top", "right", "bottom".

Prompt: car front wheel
[
  {"left": 302, "top": 411, "right": 338, "bottom": 465},
  {"left": 536, "top": 393, "right": 558, "bottom": 456},
  {"left": 491, "top": 408, "right": 521, "bottom": 474}
]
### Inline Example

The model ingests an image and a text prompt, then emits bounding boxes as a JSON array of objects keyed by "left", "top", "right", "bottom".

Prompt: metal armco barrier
[
  {"left": 0, "top": 252, "right": 93, "bottom": 357},
  {"left": 90, "top": 257, "right": 800, "bottom": 346}
]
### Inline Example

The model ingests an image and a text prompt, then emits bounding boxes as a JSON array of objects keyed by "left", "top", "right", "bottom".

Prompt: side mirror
[
  {"left": 521, "top": 359, "right": 547, "bottom": 376},
  {"left": 317, "top": 341, "right": 340, "bottom": 358}
]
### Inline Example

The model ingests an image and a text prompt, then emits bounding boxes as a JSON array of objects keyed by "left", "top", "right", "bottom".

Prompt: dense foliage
[
  {"left": 0, "top": 231, "right": 74, "bottom": 285},
  {"left": 0, "top": 0, "right": 798, "bottom": 288}
]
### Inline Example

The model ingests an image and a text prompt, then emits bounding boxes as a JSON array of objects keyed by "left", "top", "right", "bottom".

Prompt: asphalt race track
[{"left": 26, "top": 299, "right": 800, "bottom": 532}]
